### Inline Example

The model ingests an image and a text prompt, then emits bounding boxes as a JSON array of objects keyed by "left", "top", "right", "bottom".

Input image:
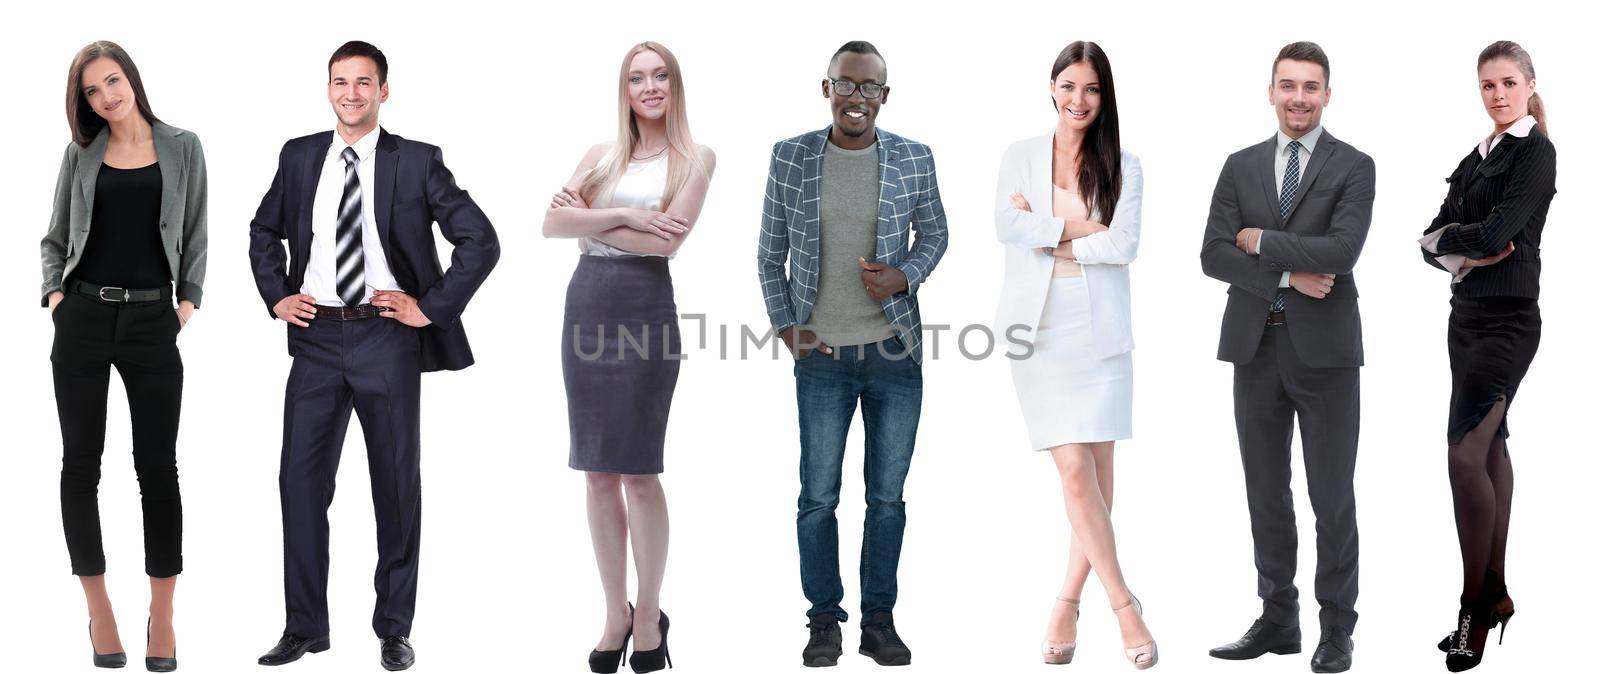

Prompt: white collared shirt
[
  {"left": 300, "top": 128, "right": 400, "bottom": 306},
  {"left": 1479, "top": 114, "right": 1537, "bottom": 159},
  {"left": 1259, "top": 125, "right": 1325, "bottom": 287},
  {"left": 1421, "top": 115, "right": 1540, "bottom": 284}
]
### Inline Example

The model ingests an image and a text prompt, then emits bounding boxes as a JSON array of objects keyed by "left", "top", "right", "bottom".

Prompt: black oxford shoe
[
  {"left": 1210, "top": 617, "right": 1302, "bottom": 660},
  {"left": 380, "top": 636, "right": 415, "bottom": 671},
  {"left": 1311, "top": 626, "right": 1353, "bottom": 673},
  {"left": 257, "top": 634, "right": 330, "bottom": 666}
]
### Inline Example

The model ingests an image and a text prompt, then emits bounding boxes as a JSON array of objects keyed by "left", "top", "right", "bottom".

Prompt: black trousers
[
  {"left": 280, "top": 316, "right": 422, "bottom": 639},
  {"left": 51, "top": 291, "right": 184, "bottom": 577},
  {"left": 1233, "top": 326, "right": 1360, "bottom": 633}
]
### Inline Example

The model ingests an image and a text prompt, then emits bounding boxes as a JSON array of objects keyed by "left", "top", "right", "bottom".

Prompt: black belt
[
  {"left": 313, "top": 304, "right": 391, "bottom": 321},
  {"left": 68, "top": 279, "right": 171, "bottom": 303}
]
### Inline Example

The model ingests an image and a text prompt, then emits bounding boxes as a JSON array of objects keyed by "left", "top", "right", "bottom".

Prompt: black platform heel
[
  {"left": 627, "top": 610, "right": 671, "bottom": 673},
  {"left": 145, "top": 617, "right": 177, "bottom": 672},
  {"left": 90, "top": 621, "right": 127, "bottom": 669},
  {"left": 589, "top": 603, "right": 634, "bottom": 673}
]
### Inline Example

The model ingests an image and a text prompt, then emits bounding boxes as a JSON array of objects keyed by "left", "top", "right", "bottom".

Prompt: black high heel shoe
[
  {"left": 589, "top": 603, "right": 634, "bottom": 674},
  {"left": 1444, "top": 594, "right": 1510, "bottom": 672},
  {"left": 145, "top": 617, "right": 177, "bottom": 672},
  {"left": 627, "top": 610, "right": 671, "bottom": 673},
  {"left": 1437, "top": 571, "right": 1514, "bottom": 653},
  {"left": 89, "top": 621, "right": 127, "bottom": 669}
]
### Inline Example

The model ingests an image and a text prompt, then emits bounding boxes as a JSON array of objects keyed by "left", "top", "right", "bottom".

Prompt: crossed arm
[{"left": 542, "top": 143, "right": 716, "bottom": 258}]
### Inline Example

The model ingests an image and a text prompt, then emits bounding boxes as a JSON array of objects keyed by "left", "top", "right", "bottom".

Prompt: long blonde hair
[{"left": 579, "top": 42, "right": 703, "bottom": 209}]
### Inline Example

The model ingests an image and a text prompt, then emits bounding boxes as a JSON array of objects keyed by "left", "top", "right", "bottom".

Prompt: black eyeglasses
[{"left": 829, "top": 79, "right": 886, "bottom": 99}]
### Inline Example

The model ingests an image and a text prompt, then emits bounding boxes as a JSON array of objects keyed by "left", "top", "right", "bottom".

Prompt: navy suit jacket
[{"left": 248, "top": 128, "right": 499, "bottom": 372}]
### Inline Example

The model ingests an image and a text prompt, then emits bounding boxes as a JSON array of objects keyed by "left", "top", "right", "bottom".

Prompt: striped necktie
[
  {"left": 1269, "top": 140, "right": 1304, "bottom": 314},
  {"left": 336, "top": 147, "right": 366, "bottom": 307}
]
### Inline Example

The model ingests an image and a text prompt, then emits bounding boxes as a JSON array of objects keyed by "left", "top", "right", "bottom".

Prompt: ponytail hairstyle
[
  {"left": 579, "top": 41, "right": 704, "bottom": 209},
  {"left": 1478, "top": 40, "right": 1545, "bottom": 134},
  {"left": 1050, "top": 41, "right": 1121, "bottom": 221}
]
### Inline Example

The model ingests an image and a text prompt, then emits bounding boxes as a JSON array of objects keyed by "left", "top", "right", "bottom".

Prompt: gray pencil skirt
[{"left": 562, "top": 255, "right": 681, "bottom": 474}]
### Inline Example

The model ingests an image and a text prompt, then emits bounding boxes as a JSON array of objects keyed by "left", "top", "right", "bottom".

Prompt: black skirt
[
  {"left": 1446, "top": 295, "right": 1541, "bottom": 444},
  {"left": 562, "top": 255, "right": 682, "bottom": 474}
]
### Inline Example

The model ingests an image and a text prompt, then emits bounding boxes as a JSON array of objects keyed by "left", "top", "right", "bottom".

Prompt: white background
[{"left": 3, "top": 1, "right": 1594, "bottom": 672}]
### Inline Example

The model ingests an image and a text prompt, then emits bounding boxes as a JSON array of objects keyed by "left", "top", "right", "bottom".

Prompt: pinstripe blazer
[{"left": 757, "top": 128, "right": 949, "bottom": 363}]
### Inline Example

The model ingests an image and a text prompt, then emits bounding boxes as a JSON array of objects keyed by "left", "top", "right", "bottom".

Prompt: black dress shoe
[
  {"left": 257, "top": 634, "right": 330, "bottom": 666},
  {"left": 1311, "top": 626, "right": 1353, "bottom": 673},
  {"left": 1209, "top": 617, "right": 1302, "bottom": 660},
  {"left": 381, "top": 636, "right": 415, "bottom": 672},
  {"left": 859, "top": 612, "right": 911, "bottom": 666},
  {"left": 802, "top": 614, "right": 843, "bottom": 667}
]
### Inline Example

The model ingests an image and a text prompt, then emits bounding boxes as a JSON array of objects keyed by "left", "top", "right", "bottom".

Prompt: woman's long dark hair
[
  {"left": 1050, "top": 41, "right": 1121, "bottom": 220},
  {"left": 66, "top": 41, "right": 160, "bottom": 147}
]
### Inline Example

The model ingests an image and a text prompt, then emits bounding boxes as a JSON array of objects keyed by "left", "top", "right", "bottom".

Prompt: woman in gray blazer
[{"left": 41, "top": 40, "right": 205, "bottom": 673}]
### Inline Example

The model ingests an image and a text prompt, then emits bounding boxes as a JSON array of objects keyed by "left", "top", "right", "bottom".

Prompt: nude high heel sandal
[
  {"left": 1042, "top": 597, "right": 1080, "bottom": 665},
  {"left": 1113, "top": 595, "right": 1158, "bottom": 670}
]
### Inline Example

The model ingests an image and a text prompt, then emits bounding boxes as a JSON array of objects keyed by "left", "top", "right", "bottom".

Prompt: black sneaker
[
  {"left": 859, "top": 612, "right": 911, "bottom": 666},
  {"left": 803, "top": 614, "right": 843, "bottom": 667}
]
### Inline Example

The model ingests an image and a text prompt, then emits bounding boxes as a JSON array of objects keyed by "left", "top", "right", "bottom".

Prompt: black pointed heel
[
  {"left": 589, "top": 603, "right": 634, "bottom": 673},
  {"left": 145, "top": 617, "right": 177, "bottom": 672},
  {"left": 90, "top": 622, "right": 128, "bottom": 669},
  {"left": 627, "top": 610, "right": 671, "bottom": 673}
]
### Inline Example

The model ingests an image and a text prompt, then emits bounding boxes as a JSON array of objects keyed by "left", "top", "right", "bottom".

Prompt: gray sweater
[{"left": 809, "top": 141, "right": 894, "bottom": 347}]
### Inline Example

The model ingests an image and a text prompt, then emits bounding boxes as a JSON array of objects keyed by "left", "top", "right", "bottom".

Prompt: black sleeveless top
[{"left": 73, "top": 162, "right": 169, "bottom": 289}]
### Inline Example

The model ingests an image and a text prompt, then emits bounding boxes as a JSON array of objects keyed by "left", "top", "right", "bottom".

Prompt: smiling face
[
  {"left": 627, "top": 49, "right": 671, "bottom": 122},
  {"left": 823, "top": 51, "right": 889, "bottom": 142},
  {"left": 80, "top": 56, "right": 138, "bottom": 125},
  {"left": 328, "top": 55, "right": 387, "bottom": 134},
  {"left": 1050, "top": 61, "right": 1101, "bottom": 133},
  {"left": 1268, "top": 59, "right": 1330, "bottom": 138},
  {"left": 1479, "top": 58, "right": 1534, "bottom": 128}
]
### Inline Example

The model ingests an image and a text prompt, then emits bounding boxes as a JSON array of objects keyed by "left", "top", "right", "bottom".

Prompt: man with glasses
[{"left": 756, "top": 40, "right": 949, "bottom": 668}]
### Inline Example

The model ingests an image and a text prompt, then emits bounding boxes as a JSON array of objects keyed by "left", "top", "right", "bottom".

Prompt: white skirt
[{"left": 1009, "top": 276, "right": 1133, "bottom": 450}]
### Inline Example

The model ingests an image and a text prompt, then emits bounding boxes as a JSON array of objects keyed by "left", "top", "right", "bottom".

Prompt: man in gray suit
[{"left": 1200, "top": 42, "right": 1373, "bottom": 674}]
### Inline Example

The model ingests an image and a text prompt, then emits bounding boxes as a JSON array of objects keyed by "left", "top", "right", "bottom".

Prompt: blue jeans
[{"left": 794, "top": 337, "right": 922, "bottom": 622}]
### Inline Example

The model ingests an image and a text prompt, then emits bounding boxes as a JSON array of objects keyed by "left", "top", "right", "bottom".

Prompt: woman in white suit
[{"left": 995, "top": 41, "right": 1155, "bottom": 669}]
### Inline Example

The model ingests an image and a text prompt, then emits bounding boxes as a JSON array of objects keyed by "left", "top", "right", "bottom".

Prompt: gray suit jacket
[
  {"left": 1200, "top": 130, "right": 1375, "bottom": 368},
  {"left": 40, "top": 122, "right": 208, "bottom": 306}
]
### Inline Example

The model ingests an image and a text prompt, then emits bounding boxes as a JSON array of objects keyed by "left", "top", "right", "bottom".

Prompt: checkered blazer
[{"left": 756, "top": 128, "right": 949, "bottom": 363}]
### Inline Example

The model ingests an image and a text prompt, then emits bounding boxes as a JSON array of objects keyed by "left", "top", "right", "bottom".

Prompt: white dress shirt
[
  {"left": 1256, "top": 125, "right": 1325, "bottom": 287},
  {"left": 300, "top": 129, "right": 400, "bottom": 306},
  {"left": 1420, "top": 115, "right": 1538, "bottom": 284}
]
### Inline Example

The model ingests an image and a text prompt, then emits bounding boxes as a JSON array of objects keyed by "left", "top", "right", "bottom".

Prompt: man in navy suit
[{"left": 247, "top": 41, "right": 499, "bottom": 671}]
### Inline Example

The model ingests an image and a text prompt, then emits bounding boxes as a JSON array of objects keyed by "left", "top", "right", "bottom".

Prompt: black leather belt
[
  {"left": 68, "top": 279, "right": 171, "bottom": 303},
  {"left": 1266, "top": 309, "right": 1286, "bottom": 327},
  {"left": 314, "top": 304, "right": 391, "bottom": 321}
]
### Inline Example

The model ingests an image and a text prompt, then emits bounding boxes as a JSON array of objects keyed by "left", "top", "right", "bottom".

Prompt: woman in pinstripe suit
[{"left": 1418, "top": 40, "right": 1556, "bottom": 673}]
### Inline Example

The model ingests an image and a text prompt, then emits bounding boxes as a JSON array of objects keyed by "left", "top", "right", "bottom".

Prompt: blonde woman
[{"left": 542, "top": 41, "right": 715, "bottom": 674}]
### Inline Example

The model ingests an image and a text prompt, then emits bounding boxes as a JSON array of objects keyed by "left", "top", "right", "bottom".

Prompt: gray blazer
[
  {"left": 1200, "top": 130, "right": 1375, "bottom": 369},
  {"left": 40, "top": 122, "right": 208, "bottom": 306}
]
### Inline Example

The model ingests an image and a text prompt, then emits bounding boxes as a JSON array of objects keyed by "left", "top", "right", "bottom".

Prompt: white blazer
[{"left": 994, "top": 135, "right": 1142, "bottom": 359}]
